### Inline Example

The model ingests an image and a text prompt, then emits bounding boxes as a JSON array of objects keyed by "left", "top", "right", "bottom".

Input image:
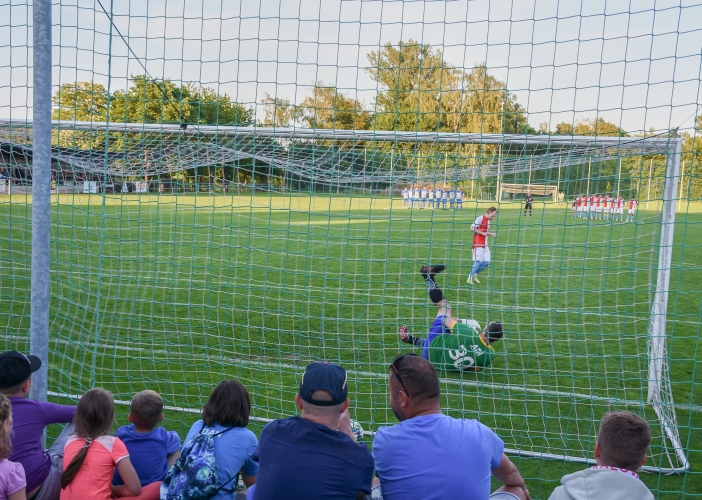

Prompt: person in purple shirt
[
  {"left": 371, "top": 354, "right": 531, "bottom": 500},
  {"left": 0, "top": 351, "right": 75, "bottom": 500}
]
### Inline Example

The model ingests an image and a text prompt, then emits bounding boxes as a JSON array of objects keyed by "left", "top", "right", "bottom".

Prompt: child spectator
[
  {"left": 548, "top": 411, "right": 653, "bottom": 499},
  {"left": 0, "top": 394, "right": 26, "bottom": 500},
  {"left": 60, "top": 389, "right": 141, "bottom": 500},
  {"left": 0, "top": 350, "right": 75, "bottom": 500},
  {"left": 176, "top": 381, "right": 258, "bottom": 500},
  {"left": 112, "top": 391, "right": 180, "bottom": 500}
]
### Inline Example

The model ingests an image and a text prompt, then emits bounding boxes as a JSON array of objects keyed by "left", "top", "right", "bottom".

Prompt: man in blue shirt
[
  {"left": 247, "top": 361, "right": 374, "bottom": 500},
  {"left": 372, "top": 355, "right": 531, "bottom": 500}
]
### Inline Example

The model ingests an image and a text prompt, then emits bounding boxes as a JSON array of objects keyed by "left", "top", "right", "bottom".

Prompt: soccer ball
[{"left": 350, "top": 419, "right": 364, "bottom": 442}]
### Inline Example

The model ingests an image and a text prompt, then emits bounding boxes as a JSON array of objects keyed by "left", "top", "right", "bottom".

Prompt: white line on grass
[{"left": 45, "top": 336, "right": 702, "bottom": 414}]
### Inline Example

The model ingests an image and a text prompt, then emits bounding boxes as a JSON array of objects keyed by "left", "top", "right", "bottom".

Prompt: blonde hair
[{"left": 0, "top": 394, "right": 13, "bottom": 460}]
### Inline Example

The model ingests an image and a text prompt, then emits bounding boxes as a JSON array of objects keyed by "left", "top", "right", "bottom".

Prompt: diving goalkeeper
[{"left": 399, "top": 265, "right": 504, "bottom": 371}]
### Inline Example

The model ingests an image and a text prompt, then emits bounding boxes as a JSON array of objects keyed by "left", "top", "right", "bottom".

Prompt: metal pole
[
  {"left": 646, "top": 136, "right": 688, "bottom": 471},
  {"left": 29, "top": 0, "right": 52, "bottom": 404},
  {"left": 557, "top": 156, "right": 561, "bottom": 203},
  {"left": 616, "top": 157, "right": 622, "bottom": 199},
  {"left": 586, "top": 158, "right": 591, "bottom": 194},
  {"left": 677, "top": 160, "right": 685, "bottom": 212},
  {"left": 647, "top": 158, "right": 653, "bottom": 209}
]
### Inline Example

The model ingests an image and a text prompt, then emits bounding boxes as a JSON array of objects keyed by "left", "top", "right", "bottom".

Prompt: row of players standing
[
  {"left": 572, "top": 194, "right": 638, "bottom": 222},
  {"left": 401, "top": 186, "right": 464, "bottom": 209}
]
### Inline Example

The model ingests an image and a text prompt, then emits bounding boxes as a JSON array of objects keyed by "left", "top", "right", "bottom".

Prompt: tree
[
  {"left": 259, "top": 94, "right": 298, "bottom": 127},
  {"left": 298, "top": 82, "right": 371, "bottom": 130},
  {"left": 109, "top": 75, "right": 193, "bottom": 124},
  {"left": 52, "top": 81, "right": 108, "bottom": 121},
  {"left": 365, "top": 42, "right": 530, "bottom": 135},
  {"left": 189, "top": 86, "right": 254, "bottom": 126},
  {"left": 572, "top": 118, "right": 627, "bottom": 137}
]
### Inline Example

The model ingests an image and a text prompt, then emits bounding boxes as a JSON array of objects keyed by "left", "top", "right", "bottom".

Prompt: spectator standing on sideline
[
  {"left": 248, "top": 362, "right": 374, "bottom": 500},
  {"left": 549, "top": 411, "right": 653, "bottom": 500},
  {"left": 372, "top": 355, "right": 530, "bottom": 500},
  {"left": 0, "top": 351, "right": 76, "bottom": 500}
]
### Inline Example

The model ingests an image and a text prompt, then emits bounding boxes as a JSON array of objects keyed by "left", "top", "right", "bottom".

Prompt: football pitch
[{"left": 1, "top": 193, "right": 700, "bottom": 498}]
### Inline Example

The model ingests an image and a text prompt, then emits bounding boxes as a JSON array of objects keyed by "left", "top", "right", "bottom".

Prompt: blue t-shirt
[
  {"left": 250, "top": 416, "right": 374, "bottom": 500},
  {"left": 182, "top": 421, "right": 259, "bottom": 500},
  {"left": 113, "top": 425, "right": 181, "bottom": 486},
  {"left": 373, "top": 414, "right": 504, "bottom": 500}
]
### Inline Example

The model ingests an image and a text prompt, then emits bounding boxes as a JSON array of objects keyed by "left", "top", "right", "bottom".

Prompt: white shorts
[
  {"left": 596, "top": 207, "right": 602, "bottom": 213},
  {"left": 585, "top": 206, "right": 591, "bottom": 212},
  {"left": 576, "top": 206, "right": 582, "bottom": 212},
  {"left": 628, "top": 209, "right": 636, "bottom": 215},
  {"left": 473, "top": 246, "right": 491, "bottom": 262},
  {"left": 617, "top": 208, "right": 624, "bottom": 214},
  {"left": 604, "top": 208, "right": 611, "bottom": 213}
]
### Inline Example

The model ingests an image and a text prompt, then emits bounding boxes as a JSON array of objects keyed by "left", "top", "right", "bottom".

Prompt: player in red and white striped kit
[
  {"left": 627, "top": 197, "right": 638, "bottom": 222},
  {"left": 603, "top": 194, "right": 613, "bottom": 221},
  {"left": 615, "top": 196, "right": 625, "bottom": 221},
  {"left": 594, "top": 194, "right": 603, "bottom": 220},
  {"left": 466, "top": 207, "right": 498, "bottom": 285}
]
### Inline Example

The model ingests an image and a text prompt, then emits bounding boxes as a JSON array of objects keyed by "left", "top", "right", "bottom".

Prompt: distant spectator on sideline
[
  {"left": 248, "top": 361, "right": 374, "bottom": 500},
  {"left": 112, "top": 390, "right": 181, "bottom": 500},
  {"left": 0, "top": 351, "right": 76, "bottom": 500},
  {"left": 372, "top": 354, "right": 530, "bottom": 500},
  {"left": 548, "top": 411, "right": 653, "bottom": 500}
]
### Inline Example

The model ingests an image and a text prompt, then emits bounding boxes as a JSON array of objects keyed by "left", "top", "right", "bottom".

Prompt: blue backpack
[{"left": 160, "top": 423, "right": 237, "bottom": 500}]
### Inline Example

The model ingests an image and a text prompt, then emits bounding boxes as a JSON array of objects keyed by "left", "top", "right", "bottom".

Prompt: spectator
[
  {"left": 112, "top": 390, "right": 180, "bottom": 500},
  {"left": 0, "top": 351, "right": 75, "bottom": 500},
  {"left": 0, "top": 394, "right": 26, "bottom": 500},
  {"left": 548, "top": 411, "right": 653, "bottom": 500},
  {"left": 176, "top": 380, "right": 258, "bottom": 500},
  {"left": 61, "top": 388, "right": 141, "bottom": 500},
  {"left": 372, "top": 354, "right": 530, "bottom": 500},
  {"left": 248, "top": 361, "right": 374, "bottom": 500}
]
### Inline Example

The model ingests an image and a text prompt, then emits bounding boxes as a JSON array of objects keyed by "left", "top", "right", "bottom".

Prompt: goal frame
[{"left": 1, "top": 119, "right": 687, "bottom": 472}]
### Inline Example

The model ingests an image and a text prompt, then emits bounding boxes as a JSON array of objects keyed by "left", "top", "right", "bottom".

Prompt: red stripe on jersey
[{"left": 473, "top": 215, "right": 489, "bottom": 248}]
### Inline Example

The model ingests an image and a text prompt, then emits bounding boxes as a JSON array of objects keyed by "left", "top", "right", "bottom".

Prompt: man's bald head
[{"left": 391, "top": 355, "right": 440, "bottom": 404}]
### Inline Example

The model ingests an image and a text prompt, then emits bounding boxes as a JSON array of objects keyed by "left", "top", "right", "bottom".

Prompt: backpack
[{"left": 160, "top": 423, "right": 237, "bottom": 500}]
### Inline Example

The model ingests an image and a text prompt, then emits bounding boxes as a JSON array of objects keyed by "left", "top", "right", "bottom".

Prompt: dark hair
[
  {"left": 61, "top": 388, "right": 115, "bottom": 489},
  {"left": 0, "top": 395, "right": 12, "bottom": 460},
  {"left": 486, "top": 322, "right": 504, "bottom": 344},
  {"left": 486, "top": 207, "right": 498, "bottom": 214},
  {"left": 130, "top": 390, "right": 163, "bottom": 430},
  {"left": 202, "top": 380, "right": 250, "bottom": 428},
  {"left": 391, "top": 355, "right": 440, "bottom": 404},
  {"left": 598, "top": 411, "right": 651, "bottom": 470}
]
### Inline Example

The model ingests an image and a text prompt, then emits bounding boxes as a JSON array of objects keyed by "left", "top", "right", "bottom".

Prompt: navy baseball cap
[
  {"left": 0, "top": 350, "right": 41, "bottom": 388},
  {"left": 299, "top": 361, "right": 348, "bottom": 406}
]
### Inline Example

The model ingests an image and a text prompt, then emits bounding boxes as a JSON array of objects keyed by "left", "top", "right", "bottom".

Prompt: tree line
[{"left": 49, "top": 40, "right": 700, "bottom": 199}]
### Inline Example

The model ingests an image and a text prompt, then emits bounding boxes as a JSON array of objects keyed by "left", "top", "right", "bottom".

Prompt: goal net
[{"left": 0, "top": 119, "right": 687, "bottom": 473}]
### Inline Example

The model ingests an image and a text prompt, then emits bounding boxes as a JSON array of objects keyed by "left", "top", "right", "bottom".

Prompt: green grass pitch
[{"left": 1, "top": 193, "right": 700, "bottom": 498}]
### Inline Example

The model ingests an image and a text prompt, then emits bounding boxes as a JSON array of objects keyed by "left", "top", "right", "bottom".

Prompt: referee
[{"left": 524, "top": 192, "right": 533, "bottom": 216}]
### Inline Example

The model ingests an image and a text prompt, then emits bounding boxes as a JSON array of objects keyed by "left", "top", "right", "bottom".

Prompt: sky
[{"left": 1, "top": 0, "right": 702, "bottom": 135}]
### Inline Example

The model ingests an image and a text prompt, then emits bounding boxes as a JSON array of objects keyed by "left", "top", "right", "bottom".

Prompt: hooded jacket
[{"left": 548, "top": 467, "right": 654, "bottom": 500}]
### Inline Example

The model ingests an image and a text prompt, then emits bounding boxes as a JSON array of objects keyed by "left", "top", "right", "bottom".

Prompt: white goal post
[{"left": 0, "top": 119, "right": 688, "bottom": 473}]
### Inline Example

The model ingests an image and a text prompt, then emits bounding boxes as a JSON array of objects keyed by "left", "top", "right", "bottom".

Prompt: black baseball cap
[
  {"left": 0, "top": 351, "right": 41, "bottom": 388},
  {"left": 299, "top": 361, "right": 348, "bottom": 406}
]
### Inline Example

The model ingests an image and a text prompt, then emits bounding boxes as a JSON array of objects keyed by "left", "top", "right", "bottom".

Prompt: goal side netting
[{"left": 0, "top": 120, "right": 688, "bottom": 473}]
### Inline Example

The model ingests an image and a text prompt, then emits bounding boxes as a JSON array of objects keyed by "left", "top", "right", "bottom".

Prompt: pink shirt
[
  {"left": 0, "top": 458, "right": 26, "bottom": 499},
  {"left": 60, "top": 436, "right": 129, "bottom": 500}
]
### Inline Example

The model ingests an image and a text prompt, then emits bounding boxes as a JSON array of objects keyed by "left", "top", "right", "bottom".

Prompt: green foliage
[
  {"left": 259, "top": 94, "right": 298, "bottom": 127},
  {"left": 298, "top": 82, "right": 371, "bottom": 130},
  {"left": 52, "top": 76, "right": 253, "bottom": 127},
  {"left": 365, "top": 40, "right": 530, "bottom": 135}
]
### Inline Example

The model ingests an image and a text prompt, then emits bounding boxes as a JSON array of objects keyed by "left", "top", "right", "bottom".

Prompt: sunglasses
[{"left": 390, "top": 353, "right": 418, "bottom": 398}]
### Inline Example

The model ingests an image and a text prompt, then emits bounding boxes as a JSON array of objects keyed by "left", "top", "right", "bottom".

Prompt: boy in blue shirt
[{"left": 113, "top": 390, "right": 181, "bottom": 499}]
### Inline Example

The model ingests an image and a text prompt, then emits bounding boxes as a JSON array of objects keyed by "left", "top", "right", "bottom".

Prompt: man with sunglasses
[
  {"left": 399, "top": 265, "right": 504, "bottom": 371},
  {"left": 372, "top": 354, "right": 530, "bottom": 500}
]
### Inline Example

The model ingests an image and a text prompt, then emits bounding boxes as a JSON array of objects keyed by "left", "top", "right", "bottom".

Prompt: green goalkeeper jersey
[{"left": 427, "top": 320, "right": 495, "bottom": 371}]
